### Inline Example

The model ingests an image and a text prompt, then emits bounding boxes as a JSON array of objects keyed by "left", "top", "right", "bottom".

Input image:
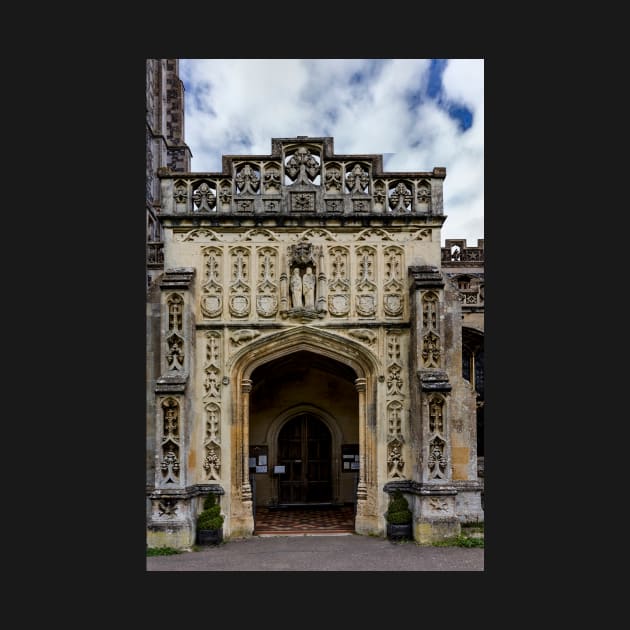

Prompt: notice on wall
[
  {"left": 256, "top": 465, "right": 268, "bottom": 473},
  {"left": 274, "top": 465, "right": 286, "bottom": 474},
  {"left": 351, "top": 462, "right": 360, "bottom": 470},
  {"left": 258, "top": 455, "right": 267, "bottom": 466},
  {"left": 344, "top": 462, "right": 350, "bottom": 470},
  {"left": 249, "top": 457, "right": 256, "bottom": 469}
]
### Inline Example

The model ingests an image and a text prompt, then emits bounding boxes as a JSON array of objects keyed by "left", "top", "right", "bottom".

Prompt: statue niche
[{"left": 282, "top": 241, "right": 326, "bottom": 320}]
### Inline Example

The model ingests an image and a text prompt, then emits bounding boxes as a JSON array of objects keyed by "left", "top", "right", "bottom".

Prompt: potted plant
[
  {"left": 196, "top": 492, "right": 224, "bottom": 546},
  {"left": 385, "top": 489, "right": 413, "bottom": 541}
]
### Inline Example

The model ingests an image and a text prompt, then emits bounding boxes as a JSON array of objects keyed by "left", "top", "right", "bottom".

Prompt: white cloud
[{"left": 179, "top": 58, "right": 483, "bottom": 245}]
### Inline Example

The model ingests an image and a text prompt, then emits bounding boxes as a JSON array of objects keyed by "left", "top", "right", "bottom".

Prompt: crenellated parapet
[{"left": 158, "top": 137, "right": 446, "bottom": 219}]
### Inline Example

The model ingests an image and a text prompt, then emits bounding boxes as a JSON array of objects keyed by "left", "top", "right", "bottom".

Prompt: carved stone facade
[{"left": 146, "top": 67, "right": 483, "bottom": 549}]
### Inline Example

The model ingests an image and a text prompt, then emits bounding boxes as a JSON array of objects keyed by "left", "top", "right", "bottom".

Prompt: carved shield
[
  {"left": 201, "top": 295, "right": 222, "bottom": 318},
  {"left": 384, "top": 294, "right": 403, "bottom": 316},
  {"left": 328, "top": 294, "right": 350, "bottom": 316},
  {"left": 356, "top": 294, "right": 376, "bottom": 316},
  {"left": 256, "top": 295, "right": 278, "bottom": 317},
  {"left": 229, "top": 295, "right": 249, "bottom": 317}
]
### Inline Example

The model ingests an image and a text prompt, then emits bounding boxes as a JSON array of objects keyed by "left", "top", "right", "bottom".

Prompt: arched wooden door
[{"left": 277, "top": 414, "right": 332, "bottom": 504}]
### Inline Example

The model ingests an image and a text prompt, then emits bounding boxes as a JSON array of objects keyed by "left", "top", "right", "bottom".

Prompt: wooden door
[{"left": 278, "top": 414, "right": 332, "bottom": 504}]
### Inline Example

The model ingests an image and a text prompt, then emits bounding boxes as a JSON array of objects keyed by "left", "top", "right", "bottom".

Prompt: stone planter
[
  {"left": 386, "top": 522, "right": 412, "bottom": 541},
  {"left": 196, "top": 528, "right": 223, "bottom": 546}
]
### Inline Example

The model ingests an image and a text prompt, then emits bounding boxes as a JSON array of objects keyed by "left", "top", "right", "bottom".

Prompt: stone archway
[{"left": 228, "top": 325, "right": 379, "bottom": 537}]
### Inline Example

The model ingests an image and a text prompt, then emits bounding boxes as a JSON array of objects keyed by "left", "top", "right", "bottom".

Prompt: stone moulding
[{"left": 417, "top": 370, "right": 452, "bottom": 392}]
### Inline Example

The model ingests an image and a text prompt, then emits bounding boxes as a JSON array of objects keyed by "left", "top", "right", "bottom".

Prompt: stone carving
[
  {"left": 328, "top": 293, "right": 350, "bottom": 317},
  {"left": 422, "top": 331, "right": 440, "bottom": 368},
  {"left": 204, "top": 332, "right": 221, "bottom": 398},
  {"left": 235, "top": 164, "right": 260, "bottom": 194},
  {"left": 324, "top": 164, "right": 342, "bottom": 192},
  {"left": 302, "top": 267, "right": 316, "bottom": 309},
  {"left": 429, "top": 498, "right": 448, "bottom": 511},
  {"left": 230, "top": 329, "right": 261, "bottom": 346},
  {"left": 205, "top": 402, "right": 220, "bottom": 443},
  {"left": 263, "top": 164, "right": 281, "bottom": 192},
  {"left": 387, "top": 440, "right": 405, "bottom": 478},
  {"left": 348, "top": 329, "right": 377, "bottom": 346},
  {"left": 192, "top": 182, "right": 216, "bottom": 212},
  {"left": 422, "top": 291, "right": 439, "bottom": 331},
  {"left": 384, "top": 247, "right": 404, "bottom": 317},
  {"left": 161, "top": 445, "right": 180, "bottom": 482},
  {"left": 229, "top": 248, "right": 250, "bottom": 317},
  {"left": 218, "top": 181, "right": 232, "bottom": 208},
  {"left": 291, "top": 192, "right": 315, "bottom": 212},
  {"left": 345, "top": 163, "right": 370, "bottom": 194},
  {"left": 201, "top": 247, "right": 223, "bottom": 318},
  {"left": 356, "top": 246, "right": 377, "bottom": 317},
  {"left": 290, "top": 267, "right": 303, "bottom": 308},
  {"left": 356, "top": 228, "right": 394, "bottom": 241},
  {"left": 352, "top": 199, "right": 370, "bottom": 212},
  {"left": 179, "top": 228, "right": 222, "bottom": 242},
  {"left": 167, "top": 294, "right": 183, "bottom": 331},
  {"left": 428, "top": 395, "right": 444, "bottom": 433},
  {"left": 325, "top": 199, "right": 343, "bottom": 213},
  {"left": 157, "top": 499, "right": 178, "bottom": 517},
  {"left": 373, "top": 181, "right": 386, "bottom": 206},
  {"left": 160, "top": 398, "right": 180, "bottom": 485},
  {"left": 174, "top": 183, "right": 187, "bottom": 204},
  {"left": 166, "top": 332, "right": 184, "bottom": 370},
  {"left": 244, "top": 228, "right": 279, "bottom": 242},
  {"left": 203, "top": 446, "right": 221, "bottom": 480},
  {"left": 428, "top": 436, "right": 447, "bottom": 479},
  {"left": 289, "top": 242, "right": 317, "bottom": 267},
  {"left": 256, "top": 248, "right": 278, "bottom": 317},
  {"left": 387, "top": 401, "right": 403, "bottom": 439},
  {"left": 389, "top": 181, "right": 412, "bottom": 212},
  {"left": 285, "top": 146, "right": 320, "bottom": 184},
  {"left": 417, "top": 180, "right": 431, "bottom": 203},
  {"left": 386, "top": 364, "right": 403, "bottom": 397}
]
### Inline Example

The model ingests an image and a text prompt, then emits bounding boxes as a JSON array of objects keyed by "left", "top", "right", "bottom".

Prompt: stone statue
[
  {"left": 302, "top": 267, "right": 315, "bottom": 310},
  {"left": 290, "top": 267, "right": 303, "bottom": 308}
]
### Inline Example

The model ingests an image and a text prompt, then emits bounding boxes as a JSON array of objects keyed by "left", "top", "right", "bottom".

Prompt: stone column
[
  {"left": 241, "top": 378, "right": 253, "bottom": 502},
  {"left": 355, "top": 377, "right": 368, "bottom": 501}
]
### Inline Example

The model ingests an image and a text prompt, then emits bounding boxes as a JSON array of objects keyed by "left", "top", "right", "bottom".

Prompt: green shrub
[
  {"left": 197, "top": 493, "right": 224, "bottom": 531},
  {"left": 146, "top": 546, "right": 181, "bottom": 556},
  {"left": 203, "top": 494, "right": 217, "bottom": 510},
  {"left": 385, "top": 490, "right": 412, "bottom": 524}
]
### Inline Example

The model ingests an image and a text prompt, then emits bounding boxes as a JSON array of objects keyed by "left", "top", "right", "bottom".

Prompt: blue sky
[{"left": 179, "top": 59, "right": 483, "bottom": 246}]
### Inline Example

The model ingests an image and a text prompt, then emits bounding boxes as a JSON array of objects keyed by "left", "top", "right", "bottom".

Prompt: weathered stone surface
[{"left": 146, "top": 61, "right": 484, "bottom": 550}]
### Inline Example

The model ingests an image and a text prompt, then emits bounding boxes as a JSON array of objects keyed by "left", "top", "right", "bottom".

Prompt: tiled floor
[{"left": 253, "top": 504, "right": 355, "bottom": 535}]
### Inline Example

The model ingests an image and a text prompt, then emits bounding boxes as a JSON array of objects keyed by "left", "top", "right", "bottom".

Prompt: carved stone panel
[{"left": 201, "top": 247, "right": 223, "bottom": 318}]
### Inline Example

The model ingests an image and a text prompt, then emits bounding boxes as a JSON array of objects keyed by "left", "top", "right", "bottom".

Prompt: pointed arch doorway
[{"left": 277, "top": 412, "right": 332, "bottom": 505}]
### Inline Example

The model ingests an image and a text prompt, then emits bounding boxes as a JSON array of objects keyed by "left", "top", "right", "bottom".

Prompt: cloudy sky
[{"left": 179, "top": 59, "right": 483, "bottom": 246}]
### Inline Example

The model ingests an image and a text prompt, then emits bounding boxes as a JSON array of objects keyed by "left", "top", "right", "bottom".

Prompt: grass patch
[
  {"left": 146, "top": 546, "right": 182, "bottom": 556},
  {"left": 432, "top": 534, "right": 484, "bottom": 548}
]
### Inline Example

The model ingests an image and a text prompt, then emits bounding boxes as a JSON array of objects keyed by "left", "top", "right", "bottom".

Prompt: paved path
[{"left": 146, "top": 533, "right": 484, "bottom": 571}]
